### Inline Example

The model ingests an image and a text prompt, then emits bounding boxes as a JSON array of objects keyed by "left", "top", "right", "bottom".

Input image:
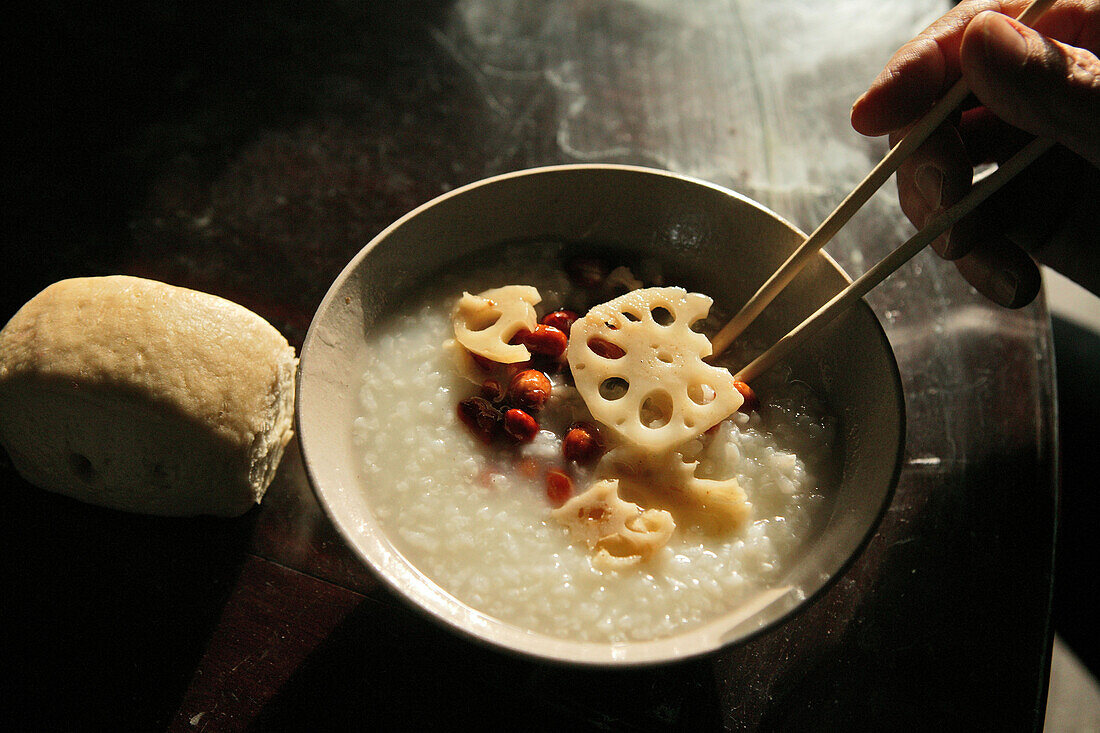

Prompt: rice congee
[{"left": 353, "top": 243, "right": 837, "bottom": 643}]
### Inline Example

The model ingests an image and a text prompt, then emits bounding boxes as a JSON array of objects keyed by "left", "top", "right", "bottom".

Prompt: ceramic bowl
[{"left": 296, "top": 164, "right": 904, "bottom": 665}]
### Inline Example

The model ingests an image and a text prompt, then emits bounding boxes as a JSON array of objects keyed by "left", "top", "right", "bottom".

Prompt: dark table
[{"left": 3, "top": 1, "right": 1056, "bottom": 730}]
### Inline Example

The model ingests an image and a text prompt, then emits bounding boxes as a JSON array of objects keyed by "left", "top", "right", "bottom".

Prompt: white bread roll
[{"left": 0, "top": 276, "right": 297, "bottom": 517}]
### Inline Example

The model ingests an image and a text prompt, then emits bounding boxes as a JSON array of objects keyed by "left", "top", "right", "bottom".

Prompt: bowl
[{"left": 296, "top": 164, "right": 904, "bottom": 665}]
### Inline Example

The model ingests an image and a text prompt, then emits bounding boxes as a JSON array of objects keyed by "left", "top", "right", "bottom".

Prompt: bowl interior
[{"left": 297, "top": 164, "right": 904, "bottom": 665}]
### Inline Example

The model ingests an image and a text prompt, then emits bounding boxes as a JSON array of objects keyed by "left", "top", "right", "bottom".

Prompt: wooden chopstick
[
  {"left": 732, "top": 135, "right": 1054, "bottom": 384},
  {"left": 710, "top": 0, "right": 1058, "bottom": 358}
]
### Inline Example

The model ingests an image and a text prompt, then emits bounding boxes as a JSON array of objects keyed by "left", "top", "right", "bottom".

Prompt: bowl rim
[{"left": 296, "top": 163, "right": 905, "bottom": 666}]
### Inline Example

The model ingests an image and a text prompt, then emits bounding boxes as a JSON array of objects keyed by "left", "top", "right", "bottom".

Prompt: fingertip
[
  {"left": 850, "top": 89, "right": 882, "bottom": 136},
  {"left": 990, "top": 261, "right": 1041, "bottom": 309},
  {"left": 850, "top": 92, "right": 868, "bottom": 130},
  {"left": 1012, "top": 266, "right": 1042, "bottom": 309},
  {"left": 954, "top": 241, "right": 1041, "bottom": 308},
  {"left": 853, "top": 37, "right": 948, "bottom": 136}
]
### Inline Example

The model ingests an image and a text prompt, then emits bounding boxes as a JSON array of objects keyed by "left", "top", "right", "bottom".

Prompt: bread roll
[{"left": 0, "top": 276, "right": 297, "bottom": 517}]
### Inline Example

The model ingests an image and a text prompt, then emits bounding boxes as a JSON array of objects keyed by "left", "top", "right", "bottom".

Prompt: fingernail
[
  {"left": 931, "top": 230, "right": 951, "bottom": 259},
  {"left": 982, "top": 13, "right": 1028, "bottom": 61},
  {"left": 991, "top": 268, "right": 1019, "bottom": 307},
  {"left": 915, "top": 164, "right": 943, "bottom": 211},
  {"left": 939, "top": 227, "right": 957, "bottom": 258}
]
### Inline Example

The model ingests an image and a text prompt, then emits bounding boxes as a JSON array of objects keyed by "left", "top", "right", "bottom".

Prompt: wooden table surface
[{"left": 3, "top": 1, "right": 1057, "bottom": 730}]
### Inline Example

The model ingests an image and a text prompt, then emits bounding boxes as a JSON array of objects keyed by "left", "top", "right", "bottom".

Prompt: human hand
[{"left": 851, "top": 1, "right": 1100, "bottom": 307}]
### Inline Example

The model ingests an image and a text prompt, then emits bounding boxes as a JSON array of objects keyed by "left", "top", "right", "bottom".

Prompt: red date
[
  {"left": 507, "top": 369, "right": 552, "bottom": 412},
  {"left": 522, "top": 324, "right": 568, "bottom": 358},
  {"left": 546, "top": 468, "right": 573, "bottom": 505},
  {"left": 734, "top": 380, "right": 759, "bottom": 413},
  {"left": 563, "top": 422, "right": 603, "bottom": 464},
  {"left": 503, "top": 408, "right": 539, "bottom": 443},
  {"left": 540, "top": 309, "right": 579, "bottom": 334}
]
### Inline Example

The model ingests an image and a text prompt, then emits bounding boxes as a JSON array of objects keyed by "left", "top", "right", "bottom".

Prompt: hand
[{"left": 851, "top": 1, "right": 1100, "bottom": 307}]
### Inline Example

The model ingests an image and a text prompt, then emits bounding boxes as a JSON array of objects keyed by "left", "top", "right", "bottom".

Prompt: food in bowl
[{"left": 352, "top": 242, "right": 837, "bottom": 643}]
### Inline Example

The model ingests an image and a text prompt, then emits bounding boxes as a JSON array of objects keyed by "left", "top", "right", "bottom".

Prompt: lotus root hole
[
  {"left": 687, "top": 382, "right": 717, "bottom": 405},
  {"left": 640, "top": 390, "right": 673, "bottom": 428},
  {"left": 651, "top": 306, "right": 674, "bottom": 326},
  {"left": 599, "top": 377, "right": 630, "bottom": 401}
]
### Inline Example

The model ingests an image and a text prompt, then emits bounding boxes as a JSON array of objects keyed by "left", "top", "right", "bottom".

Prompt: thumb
[{"left": 961, "top": 11, "right": 1100, "bottom": 167}]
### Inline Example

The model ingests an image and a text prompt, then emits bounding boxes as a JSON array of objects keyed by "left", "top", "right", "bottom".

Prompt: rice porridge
[{"left": 352, "top": 244, "right": 836, "bottom": 643}]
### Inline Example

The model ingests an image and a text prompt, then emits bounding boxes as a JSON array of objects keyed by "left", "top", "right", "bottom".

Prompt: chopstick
[
  {"left": 710, "top": 0, "right": 1058, "bottom": 358},
  {"left": 733, "top": 134, "right": 1054, "bottom": 384}
]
